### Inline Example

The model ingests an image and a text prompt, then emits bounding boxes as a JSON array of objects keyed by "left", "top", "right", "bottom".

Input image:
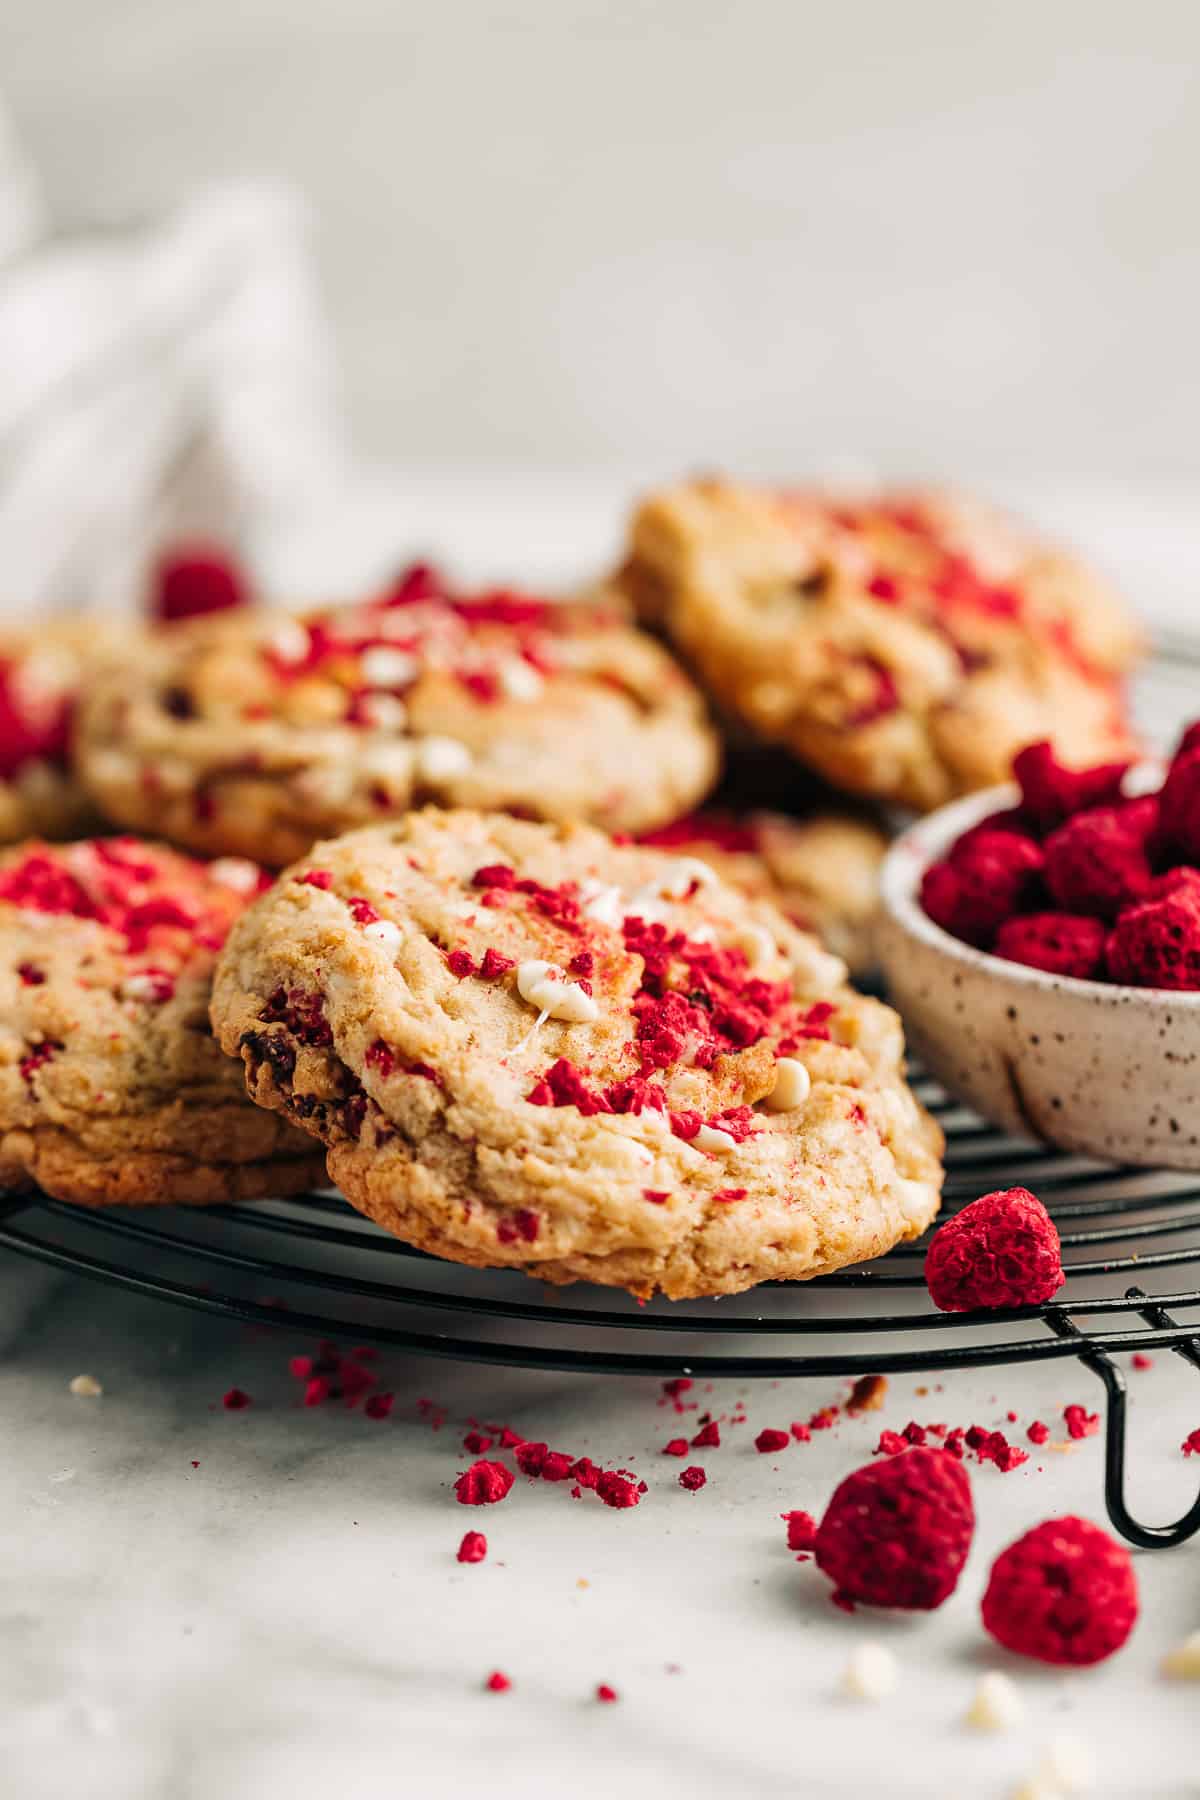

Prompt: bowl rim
[{"left": 878, "top": 767, "right": 1200, "bottom": 1011}]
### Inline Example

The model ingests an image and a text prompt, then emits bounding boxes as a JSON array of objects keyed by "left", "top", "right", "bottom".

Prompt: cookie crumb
[
  {"left": 842, "top": 1643, "right": 897, "bottom": 1701},
  {"left": 68, "top": 1373, "right": 103, "bottom": 1397},
  {"left": 1162, "top": 1629, "right": 1200, "bottom": 1679},
  {"left": 966, "top": 1671, "right": 1024, "bottom": 1732},
  {"left": 846, "top": 1374, "right": 888, "bottom": 1415}
]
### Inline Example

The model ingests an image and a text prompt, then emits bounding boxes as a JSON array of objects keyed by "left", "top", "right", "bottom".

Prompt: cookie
[
  {"left": 639, "top": 809, "right": 885, "bottom": 975},
  {"left": 0, "top": 621, "right": 128, "bottom": 843},
  {"left": 0, "top": 837, "right": 325, "bottom": 1206},
  {"left": 75, "top": 567, "right": 720, "bottom": 865},
  {"left": 620, "top": 479, "right": 1142, "bottom": 812},
  {"left": 210, "top": 809, "right": 943, "bottom": 1299}
]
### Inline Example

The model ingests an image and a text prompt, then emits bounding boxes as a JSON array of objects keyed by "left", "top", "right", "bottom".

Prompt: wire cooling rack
[{"left": 1, "top": 634, "right": 1199, "bottom": 1550}]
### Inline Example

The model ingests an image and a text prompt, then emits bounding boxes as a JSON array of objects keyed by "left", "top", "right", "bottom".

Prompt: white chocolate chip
[
  {"left": 580, "top": 880, "right": 625, "bottom": 928},
  {"left": 763, "top": 1057, "right": 811, "bottom": 1112},
  {"left": 497, "top": 658, "right": 544, "bottom": 702},
  {"left": 208, "top": 857, "right": 261, "bottom": 895},
  {"left": 356, "top": 692, "right": 408, "bottom": 732},
  {"left": 516, "top": 959, "right": 598, "bottom": 1023},
  {"left": 624, "top": 885, "right": 669, "bottom": 923},
  {"left": 648, "top": 856, "right": 718, "bottom": 900},
  {"left": 1035, "top": 1735, "right": 1094, "bottom": 1795},
  {"left": 363, "top": 918, "right": 402, "bottom": 952},
  {"left": 841, "top": 1643, "right": 896, "bottom": 1701},
  {"left": 1162, "top": 1629, "right": 1200, "bottom": 1678},
  {"left": 68, "top": 1374, "right": 103, "bottom": 1397},
  {"left": 692, "top": 1123, "right": 738, "bottom": 1155},
  {"left": 895, "top": 1175, "right": 939, "bottom": 1224},
  {"left": 264, "top": 618, "right": 310, "bottom": 665},
  {"left": 966, "top": 1671, "right": 1023, "bottom": 1732},
  {"left": 360, "top": 645, "right": 418, "bottom": 688},
  {"left": 735, "top": 922, "right": 776, "bottom": 967},
  {"left": 414, "top": 736, "right": 473, "bottom": 783}
]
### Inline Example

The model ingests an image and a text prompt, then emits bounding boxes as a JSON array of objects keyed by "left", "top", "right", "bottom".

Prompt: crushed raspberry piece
[
  {"left": 663, "top": 1377, "right": 693, "bottom": 1397},
  {"left": 874, "top": 1429, "right": 906, "bottom": 1457},
  {"left": 1157, "top": 747, "right": 1200, "bottom": 863},
  {"left": 17, "top": 962, "right": 44, "bottom": 986},
  {"left": 19, "top": 1042, "right": 58, "bottom": 1084},
  {"left": 639, "top": 811, "right": 758, "bottom": 855},
  {"left": 678, "top": 1466, "right": 707, "bottom": 1491},
  {"left": 595, "top": 1470, "right": 641, "bottom": 1509},
  {"left": 925, "top": 1188, "right": 1064, "bottom": 1312},
  {"left": 595, "top": 1683, "right": 619, "bottom": 1703},
  {"left": 968, "top": 1428, "right": 1028, "bottom": 1472},
  {"left": 454, "top": 1460, "right": 515, "bottom": 1505},
  {"left": 495, "top": 1208, "right": 540, "bottom": 1245},
  {"left": 288, "top": 1355, "right": 313, "bottom": 1379},
  {"left": 1106, "top": 889, "right": 1200, "bottom": 989},
  {"left": 304, "top": 1377, "right": 332, "bottom": 1407},
  {"left": 981, "top": 1516, "right": 1138, "bottom": 1664},
  {"left": 1131, "top": 1352, "right": 1154, "bottom": 1371},
  {"left": 1043, "top": 801, "right": 1156, "bottom": 920},
  {"left": 463, "top": 1431, "right": 493, "bottom": 1455},
  {"left": 712, "top": 1187, "right": 748, "bottom": 1204},
  {"left": 642, "top": 1189, "right": 670, "bottom": 1205},
  {"left": 920, "top": 830, "right": 1044, "bottom": 949},
  {"left": 815, "top": 1448, "right": 975, "bottom": 1612},
  {"left": 457, "top": 1530, "right": 488, "bottom": 1563},
  {"left": 297, "top": 869, "right": 333, "bottom": 889},
  {"left": 662, "top": 1438, "right": 689, "bottom": 1457},
  {"left": 153, "top": 547, "right": 247, "bottom": 623},
  {"left": 445, "top": 948, "right": 477, "bottom": 978},
  {"left": 484, "top": 1670, "right": 512, "bottom": 1693},
  {"left": 605, "top": 1075, "right": 667, "bottom": 1115},
  {"left": 222, "top": 1388, "right": 251, "bottom": 1410},
  {"left": 1013, "top": 741, "right": 1130, "bottom": 830},
  {"left": 364, "top": 1392, "right": 394, "bottom": 1420},
  {"left": 514, "top": 1441, "right": 548, "bottom": 1477},
  {"left": 570, "top": 1456, "right": 600, "bottom": 1489},
  {"left": 691, "top": 1421, "right": 720, "bottom": 1449},
  {"left": 499, "top": 1426, "right": 524, "bottom": 1449},
  {"left": 755, "top": 1428, "right": 790, "bottom": 1454},
  {"left": 479, "top": 948, "right": 515, "bottom": 980},
  {"left": 1150, "top": 866, "right": 1200, "bottom": 903},
  {"left": 347, "top": 897, "right": 381, "bottom": 925},
  {"left": 782, "top": 1510, "right": 816, "bottom": 1551},
  {"left": 526, "top": 1057, "right": 611, "bottom": 1116},
  {"left": 1027, "top": 1420, "right": 1050, "bottom": 1445},
  {"left": 1182, "top": 1429, "right": 1200, "bottom": 1456},
  {"left": 992, "top": 911, "right": 1107, "bottom": 979},
  {"left": 542, "top": 1451, "right": 574, "bottom": 1482},
  {"left": 790, "top": 1422, "right": 812, "bottom": 1443},
  {"left": 569, "top": 950, "right": 595, "bottom": 977},
  {"left": 471, "top": 864, "right": 518, "bottom": 890},
  {"left": 902, "top": 1421, "right": 928, "bottom": 1445},
  {"left": 1063, "top": 1404, "right": 1100, "bottom": 1440},
  {"left": 669, "top": 1110, "right": 703, "bottom": 1141}
]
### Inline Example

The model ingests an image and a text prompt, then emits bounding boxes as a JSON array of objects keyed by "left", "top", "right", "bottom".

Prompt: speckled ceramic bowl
[{"left": 877, "top": 777, "right": 1200, "bottom": 1170}]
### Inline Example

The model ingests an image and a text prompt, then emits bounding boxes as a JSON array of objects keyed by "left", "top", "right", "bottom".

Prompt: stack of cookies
[{"left": 0, "top": 484, "right": 1143, "bottom": 1296}]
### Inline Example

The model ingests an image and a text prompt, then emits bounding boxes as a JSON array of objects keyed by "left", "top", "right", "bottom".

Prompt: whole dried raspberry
[
  {"left": 814, "top": 1447, "right": 975, "bottom": 1611},
  {"left": 153, "top": 548, "right": 248, "bottom": 622},
  {"left": 992, "top": 912, "right": 1107, "bottom": 980},
  {"left": 1106, "top": 889, "right": 1200, "bottom": 989},
  {"left": 454, "top": 1459, "right": 515, "bottom": 1505},
  {"left": 1157, "top": 748, "right": 1200, "bottom": 863},
  {"left": 981, "top": 1516, "right": 1138, "bottom": 1665},
  {"left": 925, "top": 1188, "right": 1064, "bottom": 1312},
  {"left": 921, "top": 831, "right": 1045, "bottom": 948},
  {"left": 1012, "top": 741, "right": 1130, "bottom": 830},
  {"left": 1042, "top": 800, "right": 1156, "bottom": 920}
]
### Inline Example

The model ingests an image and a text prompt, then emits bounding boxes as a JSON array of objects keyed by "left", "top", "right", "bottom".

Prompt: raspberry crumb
[
  {"left": 457, "top": 1530, "right": 488, "bottom": 1564},
  {"left": 364, "top": 1393, "right": 394, "bottom": 1420},
  {"left": 790, "top": 1422, "right": 812, "bottom": 1443},
  {"left": 925, "top": 1188, "right": 1064, "bottom": 1312},
  {"left": 662, "top": 1438, "right": 689, "bottom": 1457},
  {"left": 874, "top": 1429, "right": 907, "bottom": 1457},
  {"left": 846, "top": 1374, "right": 888, "bottom": 1415},
  {"left": 815, "top": 1448, "right": 975, "bottom": 1611},
  {"left": 1181, "top": 1429, "right": 1200, "bottom": 1457},
  {"left": 1027, "top": 1420, "right": 1050, "bottom": 1445},
  {"left": 298, "top": 869, "right": 333, "bottom": 889},
  {"left": 782, "top": 1510, "right": 816, "bottom": 1551},
  {"left": 485, "top": 1670, "right": 512, "bottom": 1693},
  {"left": 1131, "top": 1352, "right": 1154, "bottom": 1371},
  {"left": 755, "top": 1428, "right": 790, "bottom": 1454},
  {"left": 678, "top": 1467, "right": 707, "bottom": 1491},
  {"left": 595, "top": 1470, "right": 642, "bottom": 1509},
  {"left": 463, "top": 1430, "right": 493, "bottom": 1454},
  {"left": 445, "top": 948, "right": 477, "bottom": 978},
  {"left": 1063, "top": 1404, "right": 1100, "bottom": 1440},
  {"left": 691, "top": 1421, "right": 720, "bottom": 1449},
  {"left": 982, "top": 1516, "right": 1138, "bottom": 1664},
  {"left": 454, "top": 1460, "right": 515, "bottom": 1505},
  {"left": 663, "top": 1377, "right": 693, "bottom": 1397},
  {"left": 595, "top": 1684, "right": 619, "bottom": 1703},
  {"left": 222, "top": 1388, "right": 251, "bottom": 1410}
]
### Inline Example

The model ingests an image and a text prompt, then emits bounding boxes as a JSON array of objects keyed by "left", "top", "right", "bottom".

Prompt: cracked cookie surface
[
  {"left": 0, "top": 837, "right": 325, "bottom": 1206},
  {"left": 211, "top": 809, "right": 943, "bottom": 1298},
  {"left": 620, "top": 480, "right": 1141, "bottom": 812},
  {"left": 75, "top": 568, "right": 719, "bottom": 864}
]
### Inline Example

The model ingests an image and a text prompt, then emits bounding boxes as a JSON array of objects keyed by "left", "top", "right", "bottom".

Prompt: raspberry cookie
[
  {"left": 75, "top": 567, "right": 719, "bottom": 865},
  {"left": 0, "top": 838, "right": 324, "bottom": 1206},
  {"left": 211, "top": 810, "right": 943, "bottom": 1298},
  {"left": 0, "top": 622, "right": 127, "bottom": 843},
  {"left": 639, "top": 809, "right": 885, "bottom": 975},
  {"left": 620, "top": 479, "right": 1141, "bottom": 812}
]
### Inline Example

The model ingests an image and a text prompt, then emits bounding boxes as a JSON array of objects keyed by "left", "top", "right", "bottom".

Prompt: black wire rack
[{"left": 2, "top": 634, "right": 1199, "bottom": 1550}]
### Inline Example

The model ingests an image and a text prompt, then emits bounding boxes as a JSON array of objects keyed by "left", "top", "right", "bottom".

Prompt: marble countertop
[{"left": 4, "top": 475, "right": 1200, "bottom": 1800}]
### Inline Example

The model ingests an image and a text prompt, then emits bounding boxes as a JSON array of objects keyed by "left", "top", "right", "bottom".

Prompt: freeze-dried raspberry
[
  {"left": 1013, "top": 741, "right": 1130, "bottom": 830},
  {"left": 691, "top": 1421, "right": 720, "bottom": 1449},
  {"left": 457, "top": 1531, "right": 488, "bottom": 1563},
  {"left": 755, "top": 1428, "right": 790, "bottom": 1454},
  {"left": 1063, "top": 1404, "right": 1100, "bottom": 1440},
  {"left": 1027, "top": 1420, "right": 1050, "bottom": 1445},
  {"left": 925, "top": 1188, "right": 1064, "bottom": 1312},
  {"left": 1172, "top": 721, "right": 1200, "bottom": 763},
  {"left": 875, "top": 1429, "right": 907, "bottom": 1457},
  {"left": 678, "top": 1466, "right": 707, "bottom": 1491},
  {"left": 1106, "top": 889, "right": 1200, "bottom": 989},
  {"left": 153, "top": 548, "right": 248, "bottom": 622},
  {"left": 981, "top": 1516, "right": 1138, "bottom": 1664},
  {"left": 454, "top": 1460, "right": 515, "bottom": 1505},
  {"left": 1182, "top": 1429, "right": 1200, "bottom": 1456},
  {"left": 920, "top": 830, "right": 1044, "bottom": 948},
  {"left": 992, "top": 911, "right": 1107, "bottom": 980},
  {"left": 814, "top": 1448, "right": 975, "bottom": 1611},
  {"left": 1157, "top": 747, "right": 1200, "bottom": 863},
  {"left": 783, "top": 1509, "right": 816, "bottom": 1551},
  {"left": 595, "top": 1470, "right": 641, "bottom": 1509},
  {"left": 595, "top": 1684, "right": 619, "bottom": 1703},
  {"left": 514, "top": 1440, "right": 548, "bottom": 1477},
  {"left": 485, "top": 1670, "right": 512, "bottom": 1693},
  {"left": 662, "top": 1438, "right": 689, "bottom": 1457},
  {"left": 1042, "top": 800, "right": 1156, "bottom": 921},
  {"left": 222, "top": 1388, "right": 251, "bottom": 1410}
]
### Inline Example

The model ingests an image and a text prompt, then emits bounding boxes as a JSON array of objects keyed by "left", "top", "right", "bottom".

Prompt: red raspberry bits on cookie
[
  {"left": 981, "top": 1516, "right": 1138, "bottom": 1665},
  {"left": 1042, "top": 801, "right": 1156, "bottom": 920},
  {"left": 992, "top": 911, "right": 1107, "bottom": 979},
  {"left": 813, "top": 1447, "right": 975, "bottom": 1611},
  {"left": 153, "top": 547, "right": 248, "bottom": 623},
  {"left": 454, "top": 1460, "right": 515, "bottom": 1505},
  {"left": 920, "top": 830, "right": 1044, "bottom": 948},
  {"left": 925, "top": 1188, "right": 1064, "bottom": 1313},
  {"left": 1106, "top": 888, "right": 1200, "bottom": 989},
  {"left": 456, "top": 1530, "right": 488, "bottom": 1563},
  {"left": 1012, "top": 741, "right": 1130, "bottom": 830}
]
